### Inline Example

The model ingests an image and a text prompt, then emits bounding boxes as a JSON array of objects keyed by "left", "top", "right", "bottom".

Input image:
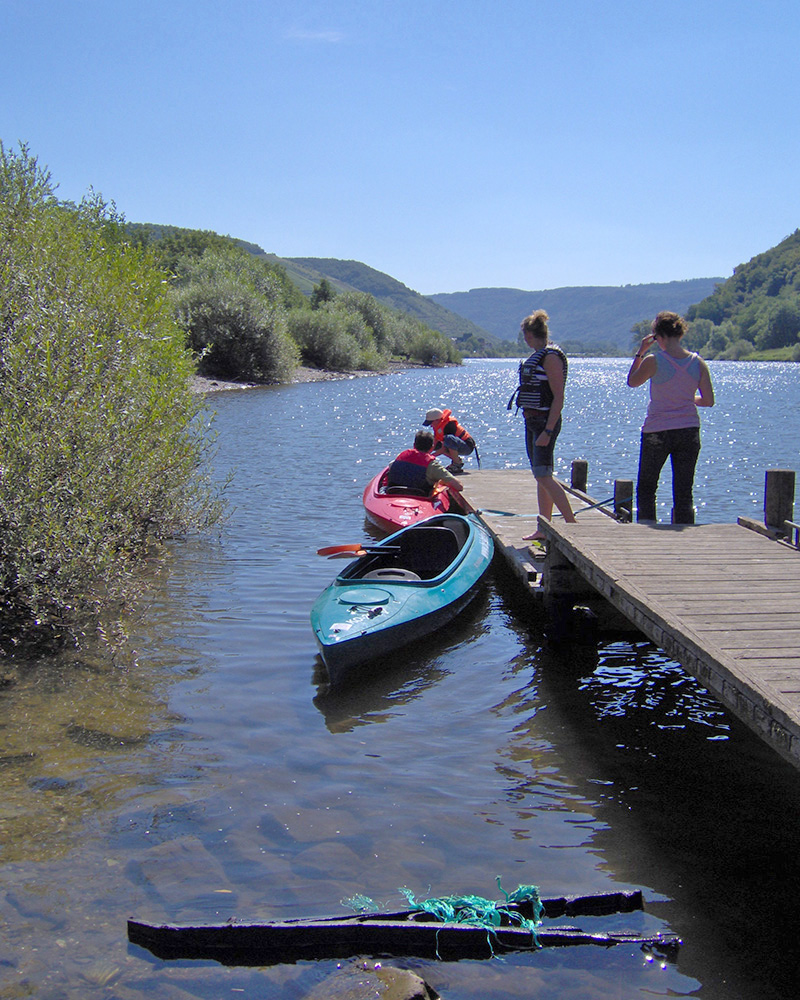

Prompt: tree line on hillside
[
  {"left": 630, "top": 230, "right": 800, "bottom": 361},
  {"left": 281, "top": 255, "right": 508, "bottom": 356},
  {"left": 432, "top": 279, "right": 723, "bottom": 355},
  {"left": 128, "top": 226, "right": 462, "bottom": 378}
]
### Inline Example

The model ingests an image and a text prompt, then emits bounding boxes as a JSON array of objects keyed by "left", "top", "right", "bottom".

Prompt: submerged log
[{"left": 128, "top": 889, "right": 681, "bottom": 965}]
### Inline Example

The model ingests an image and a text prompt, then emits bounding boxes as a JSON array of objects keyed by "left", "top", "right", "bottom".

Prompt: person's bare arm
[
  {"left": 696, "top": 360, "right": 715, "bottom": 407},
  {"left": 535, "top": 354, "right": 566, "bottom": 445},
  {"left": 628, "top": 334, "right": 657, "bottom": 387}
]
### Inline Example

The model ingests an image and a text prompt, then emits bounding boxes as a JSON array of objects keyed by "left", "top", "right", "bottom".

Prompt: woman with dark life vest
[
  {"left": 386, "top": 430, "right": 464, "bottom": 496},
  {"left": 422, "top": 407, "right": 476, "bottom": 474},
  {"left": 515, "top": 310, "right": 576, "bottom": 541}
]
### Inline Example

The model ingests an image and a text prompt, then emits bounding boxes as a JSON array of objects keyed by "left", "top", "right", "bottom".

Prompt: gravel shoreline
[{"left": 191, "top": 361, "right": 443, "bottom": 393}]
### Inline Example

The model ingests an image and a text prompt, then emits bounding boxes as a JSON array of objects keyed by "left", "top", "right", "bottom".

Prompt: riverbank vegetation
[
  {"left": 269, "top": 254, "right": 515, "bottom": 357},
  {"left": 129, "top": 225, "right": 462, "bottom": 380},
  {"left": 681, "top": 230, "right": 800, "bottom": 361},
  {"left": 0, "top": 141, "right": 461, "bottom": 652},
  {"left": 0, "top": 143, "right": 222, "bottom": 652}
]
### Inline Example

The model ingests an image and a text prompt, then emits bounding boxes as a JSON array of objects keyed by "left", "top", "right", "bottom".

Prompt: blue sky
[{"left": 3, "top": 1, "right": 800, "bottom": 294}]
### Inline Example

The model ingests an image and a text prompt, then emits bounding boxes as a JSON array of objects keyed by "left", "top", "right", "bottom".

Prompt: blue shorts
[
  {"left": 524, "top": 410, "right": 561, "bottom": 478},
  {"left": 441, "top": 433, "right": 474, "bottom": 456}
]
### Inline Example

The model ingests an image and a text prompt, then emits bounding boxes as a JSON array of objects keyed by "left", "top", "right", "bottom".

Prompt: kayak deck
[{"left": 311, "top": 515, "right": 494, "bottom": 680}]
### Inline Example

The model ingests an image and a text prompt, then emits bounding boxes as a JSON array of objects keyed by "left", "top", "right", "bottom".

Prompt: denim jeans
[{"left": 636, "top": 426, "right": 701, "bottom": 524}]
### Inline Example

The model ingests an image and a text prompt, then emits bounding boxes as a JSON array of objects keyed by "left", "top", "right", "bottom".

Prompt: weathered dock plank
[{"left": 458, "top": 469, "right": 800, "bottom": 770}]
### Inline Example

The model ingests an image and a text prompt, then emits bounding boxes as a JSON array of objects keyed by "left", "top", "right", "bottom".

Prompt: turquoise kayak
[{"left": 311, "top": 513, "right": 494, "bottom": 686}]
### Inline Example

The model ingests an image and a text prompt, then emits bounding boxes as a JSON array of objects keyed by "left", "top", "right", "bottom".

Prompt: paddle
[
  {"left": 317, "top": 543, "right": 401, "bottom": 557},
  {"left": 479, "top": 496, "right": 616, "bottom": 518}
]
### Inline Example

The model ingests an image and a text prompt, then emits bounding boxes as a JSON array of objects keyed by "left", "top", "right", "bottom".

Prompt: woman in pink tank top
[{"left": 627, "top": 311, "right": 715, "bottom": 523}]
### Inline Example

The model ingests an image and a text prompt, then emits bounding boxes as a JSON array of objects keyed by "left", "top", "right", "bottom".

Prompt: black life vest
[
  {"left": 507, "top": 345, "right": 568, "bottom": 413},
  {"left": 386, "top": 449, "right": 436, "bottom": 494}
]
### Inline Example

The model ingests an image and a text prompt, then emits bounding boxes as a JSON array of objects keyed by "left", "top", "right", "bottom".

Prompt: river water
[{"left": 1, "top": 359, "right": 799, "bottom": 999}]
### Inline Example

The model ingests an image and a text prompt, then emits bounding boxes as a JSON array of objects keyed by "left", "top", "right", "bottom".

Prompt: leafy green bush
[
  {"left": 171, "top": 248, "right": 300, "bottom": 381},
  {"left": 407, "top": 327, "right": 461, "bottom": 365},
  {"left": 752, "top": 302, "right": 800, "bottom": 351},
  {"left": 683, "top": 318, "right": 715, "bottom": 352},
  {"left": 336, "top": 292, "right": 391, "bottom": 352},
  {"left": 287, "top": 308, "right": 365, "bottom": 370},
  {"left": 324, "top": 300, "right": 376, "bottom": 352},
  {"left": 718, "top": 338, "right": 755, "bottom": 360},
  {"left": 0, "top": 142, "right": 221, "bottom": 650}
]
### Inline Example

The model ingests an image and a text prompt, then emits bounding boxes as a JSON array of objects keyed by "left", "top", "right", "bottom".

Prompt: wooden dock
[{"left": 459, "top": 469, "right": 800, "bottom": 771}]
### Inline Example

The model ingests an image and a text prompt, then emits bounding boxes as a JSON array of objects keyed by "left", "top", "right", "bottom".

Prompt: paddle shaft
[{"left": 317, "top": 543, "right": 401, "bottom": 557}]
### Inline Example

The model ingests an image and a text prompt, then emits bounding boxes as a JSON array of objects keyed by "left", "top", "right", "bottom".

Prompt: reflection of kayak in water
[
  {"left": 311, "top": 514, "right": 493, "bottom": 686},
  {"left": 362, "top": 466, "right": 458, "bottom": 532}
]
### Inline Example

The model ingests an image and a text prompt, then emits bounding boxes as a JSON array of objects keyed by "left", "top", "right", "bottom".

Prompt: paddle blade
[
  {"left": 317, "top": 543, "right": 365, "bottom": 556},
  {"left": 316, "top": 543, "right": 401, "bottom": 558}
]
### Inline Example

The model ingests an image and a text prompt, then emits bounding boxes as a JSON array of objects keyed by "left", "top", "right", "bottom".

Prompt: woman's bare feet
[{"left": 522, "top": 531, "right": 546, "bottom": 541}]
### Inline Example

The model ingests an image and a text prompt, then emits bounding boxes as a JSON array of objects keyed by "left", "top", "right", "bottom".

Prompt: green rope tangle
[{"left": 343, "top": 877, "right": 544, "bottom": 957}]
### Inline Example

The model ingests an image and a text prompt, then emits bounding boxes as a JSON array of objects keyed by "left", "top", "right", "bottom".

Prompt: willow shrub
[
  {"left": 287, "top": 308, "right": 367, "bottom": 370},
  {"left": 407, "top": 325, "right": 462, "bottom": 365},
  {"left": 0, "top": 145, "right": 221, "bottom": 650},
  {"left": 171, "top": 248, "right": 300, "bottom": 382}
]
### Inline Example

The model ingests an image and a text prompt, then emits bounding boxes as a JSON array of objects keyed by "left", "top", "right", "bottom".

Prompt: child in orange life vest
[
  {"left": 422, "top": 408, "right": 476, "bottom": 474},
  {"left": 386, "top": 430, "right": 464, "bottom": 496}
]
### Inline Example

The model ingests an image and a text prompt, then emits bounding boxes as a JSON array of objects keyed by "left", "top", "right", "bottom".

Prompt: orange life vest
[{"left": 430, "top": 409, "right": 473, "bottom": 448}]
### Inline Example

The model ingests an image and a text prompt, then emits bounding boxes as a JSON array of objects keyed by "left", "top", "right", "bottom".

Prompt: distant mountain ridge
[
  {"left": 238, "top": 243, "right": 725, "bottom": 355},
  {"left": 129, "top": 223, "right": 795, "bottom": 359},
  {"left": 430, "top": 279, "right": 724, "bottom": 352}
]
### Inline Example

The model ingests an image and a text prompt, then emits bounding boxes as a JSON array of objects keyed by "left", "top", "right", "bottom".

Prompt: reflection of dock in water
[{"left": 460, "top": 466, "right": 800, "bottom": 773}]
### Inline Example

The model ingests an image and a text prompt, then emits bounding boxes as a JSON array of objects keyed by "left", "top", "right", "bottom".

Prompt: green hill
[
  {"left": 276, "top": 256, "right": 516, "bottom": 356},
  {"left": 684, "top": 229, "right": 800, "bottom": 358},
  {"left": 430, "top": 279, "right": 724, "bottom": 353}
]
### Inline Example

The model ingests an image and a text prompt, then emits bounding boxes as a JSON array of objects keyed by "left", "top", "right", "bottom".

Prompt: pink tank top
[{"left": 642, "top": 351, "right": 702, "bottom": 433}]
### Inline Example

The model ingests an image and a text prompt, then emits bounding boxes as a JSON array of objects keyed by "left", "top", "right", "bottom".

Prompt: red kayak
[{"left": 362, "top": 467, "right": 456, "bottom": 533}]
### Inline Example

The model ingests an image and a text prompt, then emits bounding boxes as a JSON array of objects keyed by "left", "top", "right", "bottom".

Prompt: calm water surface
[{"left": 1, "top": 359, "right": 799, "bottom": 999}]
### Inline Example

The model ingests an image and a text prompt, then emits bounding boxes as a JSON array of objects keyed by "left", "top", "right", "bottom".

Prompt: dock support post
[
  {"left": 765, "top": 469, "right": 795, "bottom": 533},
  {"left": 571, "top": 460, "right": 588, "bottom": 493},
  {"left": 542, "top": 556, "right": 577, "bottom": 643},
  {"left": 614, "top": 480, "right": 633, "bottom": 522},
  {"left": 542, "top": 548, "right": 599, "bottom": 643}
]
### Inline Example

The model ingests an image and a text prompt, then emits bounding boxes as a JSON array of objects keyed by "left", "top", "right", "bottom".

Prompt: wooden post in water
[
  {"left": 765, "top": 469, "right": 795, "bottom": 533},
  {"left": 571, "top": 460, "right": 588, "bottom": 493},
  {"left": 542, "top": 549, "right": 579, "bottom": 643},
  {"left": 542, "top": 547, "right": 602, "bottom": 644},
  {"left": 614, "top": 480, "right": 633, "bottom": 523}
]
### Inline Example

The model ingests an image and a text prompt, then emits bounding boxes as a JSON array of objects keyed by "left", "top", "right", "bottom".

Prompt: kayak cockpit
[{"left": 341, "top": 518, "right": 470, "bottom": 583}]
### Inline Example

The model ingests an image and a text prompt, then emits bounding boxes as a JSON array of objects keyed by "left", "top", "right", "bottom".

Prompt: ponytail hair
[{"left": 521, "top": 309, "right": 550, "bottom": 341}]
